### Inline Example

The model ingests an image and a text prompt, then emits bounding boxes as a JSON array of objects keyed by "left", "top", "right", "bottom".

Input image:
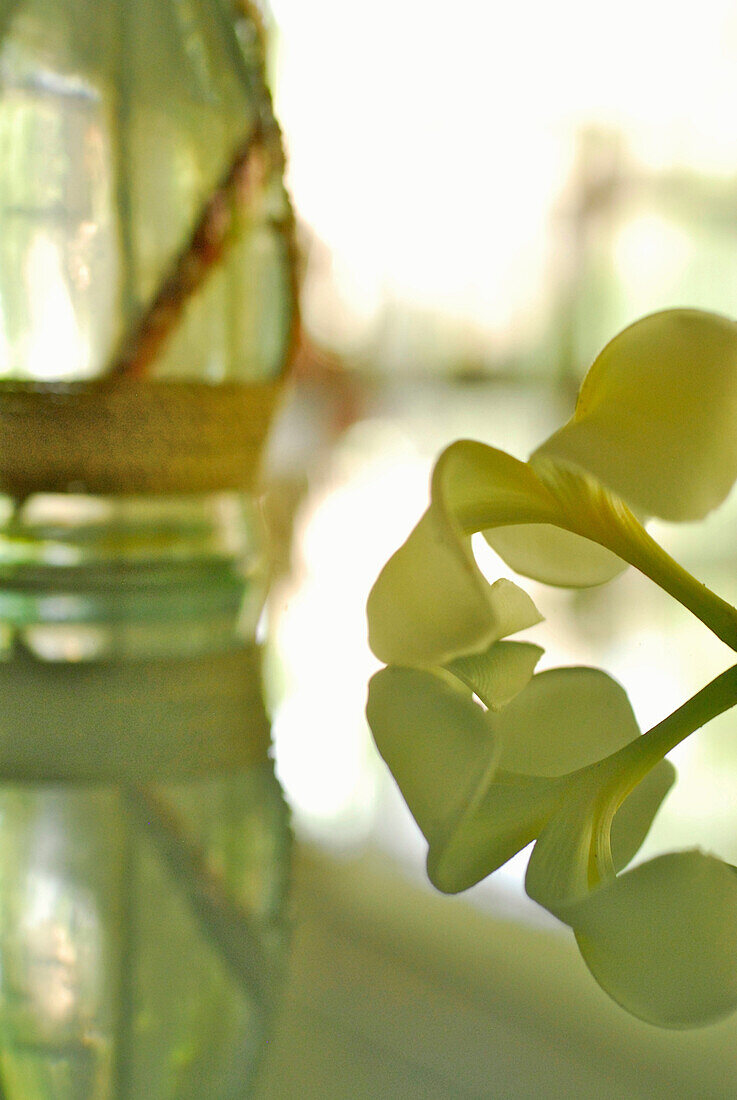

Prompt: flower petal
[
  {"left": 525, "top": 758, "right": 675, "bottom": 917},
  {"left": 524, "top": 785, "right": 598, "bottom": 916},
  {"left": 536, "top": 309, "right": 737, "bottom": 522},
  {"left": 517, "top": 670, "right": 667, "bottom": 916},
  {"left": 366, "top": 665, "right": 500, "bottom": 846},
  {"left": 570, "top": 851, "right": 737, "bottom": 1028},
  {"left": 610, "top": 758, "right": 675, "bottom": 872},
  {"left": 432, "top": 666, "right": 641, "bottom": 894},
  {"left": 368, "top": 436, "right": 660, "bottom": 676},
  {"left": 429, "top": 768, "right": 560, "bottom": 893},
  {"left": 367, "top": 441, "right": 547, "bottom": 666},
  {"left": 490, "top": 667, "right": 641, "bottom": 777},
  {"left": 485, "top": 522, "right": 626, "bottom": 587},
  {"left": 367, "top": 664, "right": 664, "bottom": 901},
  {"left": 444, "top": 640, "right": 544, "bottom": 711},
  {"left": 366, "top": 664, "right": 561, "bottom": 894}
]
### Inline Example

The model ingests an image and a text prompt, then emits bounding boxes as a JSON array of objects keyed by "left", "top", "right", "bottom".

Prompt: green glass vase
[{"left": 0, "top": 1, "right": 295, "bottom": 1096}]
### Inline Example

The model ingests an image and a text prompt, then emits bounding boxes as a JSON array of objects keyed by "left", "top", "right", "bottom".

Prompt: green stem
[
  {"left": 544, "top": 463, "right": 737, "bottom": 652},
  {"left": 606, "top": 508, "right": 737, "bottom": 653},
  {"left": 580, "top": 663, "right": 737, "bottom": 889},
  {"left": 542, "top": 461, "right": 737, "bottom": 651},
  {"left": 615, "top": 663, "right": 737, "bottom": 775},
  {"left": 457, "top": 451, "right": 737, "bottom": 652}
]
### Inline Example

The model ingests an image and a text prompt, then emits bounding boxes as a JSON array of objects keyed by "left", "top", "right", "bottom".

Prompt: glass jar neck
[{"left": 0, "top": 488, "right": 265, "bottom": 662}]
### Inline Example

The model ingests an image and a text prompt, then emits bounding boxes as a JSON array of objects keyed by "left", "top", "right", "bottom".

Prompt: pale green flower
[
  {"left": 367, "top": 661, "right": 674, "bottom": 897},
  {"left": 368, "top": 655, "right": 737, "bottom": 1027},
  {"left": 368, "top": 309, "right": 737, "bottom": 670},
  {"left": 366, "top": 308, "right": 737, "bottom": 1027}
]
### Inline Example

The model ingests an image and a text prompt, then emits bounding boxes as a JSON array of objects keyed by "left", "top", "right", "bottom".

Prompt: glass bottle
[
  {"left": 0, "top": 0, "right": 293, "bottom": 383},
  {"left": 0, "top": 1, "right": 295, "bottom": 1096}
]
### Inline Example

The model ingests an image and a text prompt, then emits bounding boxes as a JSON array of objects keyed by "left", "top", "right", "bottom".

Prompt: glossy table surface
[{"left": 255, "top": 843, "right": 737, "bottom": 1099}]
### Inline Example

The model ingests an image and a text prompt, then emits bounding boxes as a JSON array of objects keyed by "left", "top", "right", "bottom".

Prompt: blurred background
[{"left": 254, "top": 1, "right": 737, "bottom": 1094}]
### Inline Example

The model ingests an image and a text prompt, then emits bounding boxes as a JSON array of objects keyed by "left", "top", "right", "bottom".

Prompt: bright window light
[{"left": 271, "top": 0, "right": 737, "bottom": 351}]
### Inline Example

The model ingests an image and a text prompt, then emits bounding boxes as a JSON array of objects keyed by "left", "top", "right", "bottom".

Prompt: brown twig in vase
[{"left": 108, "top": 120, "right": 285, "bottom": 381}]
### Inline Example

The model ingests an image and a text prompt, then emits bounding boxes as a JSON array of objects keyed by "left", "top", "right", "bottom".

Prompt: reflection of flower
[{"left": 366, "top": 308, "right": 737, "bottom": 1027}]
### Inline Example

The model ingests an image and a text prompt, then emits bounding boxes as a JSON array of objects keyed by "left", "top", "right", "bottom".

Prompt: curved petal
[
  {"left": 490, "top": 667, "right": 641, "bottom": 777},
  {"left": 519, "top": 671, "right": 668, "bottom": 918},
  {"left": 536, "top": 309, "right": 737, "bottom": 522},
  {"left": 525, "top": 758, "right": 675, "bottom": 917},
  {"left": 524, "top": 785, "right": 598, "bottom": 916},
  {"left": 610, "top": 759, "right": 676, "bottom": 872},
  {"left": 435, "top": 666, "right": 642, "bottom": 894},
  {"left": 367, "top": 439, "right": 633, "bottom": 667},
  {"left": 366, "top": 664, "right": 563, "bottom": 895},
  {"left": 367, "top": 441, "right": 548, "bottom": 666},
  {"left": 429, "top": 768, "right": 561, "bottom": 893},
  {"left": 369, "top": 434, "right": 737, "bottom": 660},
  {"left": 486, "top": 523, "right": 626, "bottom": 587},
  {"left": 366, "top": 666, "right": 501, "bottom": 846},
  {"left": 570, "top": 851, "right": 737, "bottom": 1028},
  {"left": 444, "top": 640, "right": 544, "bottom": 711}
]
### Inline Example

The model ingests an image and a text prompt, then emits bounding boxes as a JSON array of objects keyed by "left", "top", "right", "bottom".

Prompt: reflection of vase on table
[{"left": 0, "top": 1, "right": 296, "bottom": 1095}]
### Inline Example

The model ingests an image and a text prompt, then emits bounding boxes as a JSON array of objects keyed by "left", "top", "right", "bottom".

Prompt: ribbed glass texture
[
  {"left": 0, "top": 0, "right": 293, "bottom": 381},
  {"left": 0, "top": 2, "right": 294, "bottom": 1096}
]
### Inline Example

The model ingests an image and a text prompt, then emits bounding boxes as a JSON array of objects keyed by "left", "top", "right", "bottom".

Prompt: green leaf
[
  {"left": 536, "top": 309, "right": 737, "bottom": 522},
  {"left": 570, "top": 851, "right": 737, "bottom": 1028},
  {"left": 444, "top": 640, "right": 544, "bottom": 710}
]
